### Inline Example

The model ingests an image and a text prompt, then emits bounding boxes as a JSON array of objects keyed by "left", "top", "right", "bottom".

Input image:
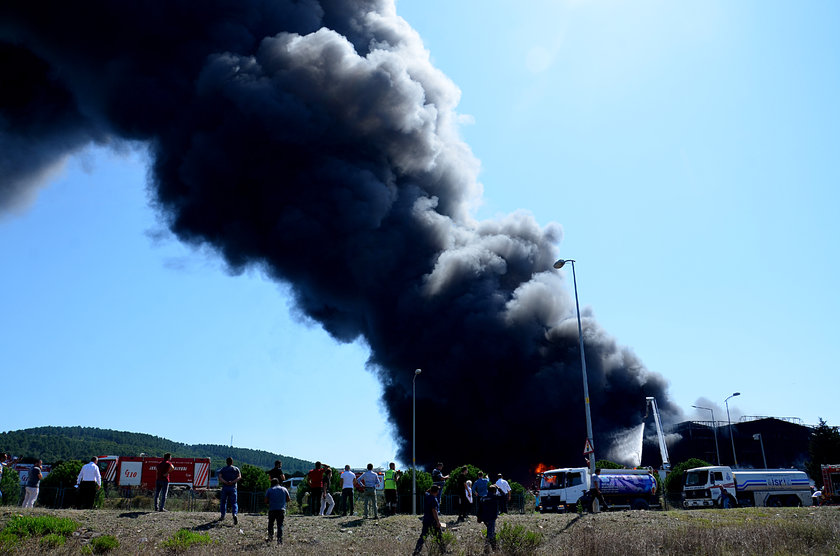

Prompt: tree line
[{"left": 0, "top": 426, "right": 313, "bottom": 473}]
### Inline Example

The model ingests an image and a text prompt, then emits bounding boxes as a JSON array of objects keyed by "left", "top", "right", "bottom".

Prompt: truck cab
[
  {"left": 683, "top": 466, "right": 735, "bottom": 508},
  {"left": 684, "top": 465, "right": 811, "bottom": 508},
  {"left": 537, "top": 467, "right": 589, "bottom": 512}
]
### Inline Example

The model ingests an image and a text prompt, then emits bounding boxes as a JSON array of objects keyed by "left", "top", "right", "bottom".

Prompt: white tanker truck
[
  {"left": 538, "top": 467, "right": 661, "bottom": 512},
  {"left": 683, "top": 465, "right": 811, "bottom": 508}
]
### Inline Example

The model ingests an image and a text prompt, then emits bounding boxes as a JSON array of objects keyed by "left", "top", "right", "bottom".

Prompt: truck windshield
[
  {"left": 684, "top": 470, "right": 708, "bottom": 487},
  {"left": 541, "top": 473, "right": 562, "bottom": 489}
]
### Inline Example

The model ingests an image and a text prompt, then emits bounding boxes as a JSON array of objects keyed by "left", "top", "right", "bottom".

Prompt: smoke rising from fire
[{"left": 0, "top": 0, "right": 679, "bottom": 479}]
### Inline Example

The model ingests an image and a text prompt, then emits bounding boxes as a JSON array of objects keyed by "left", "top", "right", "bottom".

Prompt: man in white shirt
[
  {"left": 494, "top": 474, "right": 512, "bottom": 514},
  {"left": 339, "top": 465, "right": 357, "bottom": 516},
  {"left": 76, "top": 457, "right": 102, "bottom": 509}
]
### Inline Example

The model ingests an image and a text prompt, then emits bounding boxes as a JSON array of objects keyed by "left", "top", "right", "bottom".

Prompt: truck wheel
[
  {"left": 631, "top": 498, "right": 650, "bottom": 511},
  {"left": 767, "top": 497, "right": 782, "bottom": 507}
]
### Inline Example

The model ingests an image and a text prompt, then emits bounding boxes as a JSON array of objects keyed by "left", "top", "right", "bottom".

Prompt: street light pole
[
  {"left": 412, "top": 368, "right": 421, "bottom": 515},
  {"left": 725, "top": 392, "right": 741, "bottom": 468},
  {"left": 754, "top": 433, "right": 768, "bottom": 468},
  {"left": 554, "top": 259, "right": 595, "bottom": 477},
  {"left": 692, "top": 405, "right": 720, "bottom": 466}
]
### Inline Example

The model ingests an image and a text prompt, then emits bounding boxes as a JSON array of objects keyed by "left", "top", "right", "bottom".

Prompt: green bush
[
  {"left": 40, "top": 533, "right": 66, "bottom": 548},
  {"left": 2, "top": 515, "right": 78, "bottom": 538},
  {"left": 663, "top": 458, "right": 712, "bottom": 495},
  {"left": 89, "top": 534, "right": 119, "bottom": 553},
  {"left": 595, "top": 459, "right": 625, "bottom": 470},
  {"left": 0, "top": 531, "right": 19, "bottom": 551},
  {"left": 509, "top": 480, "right": 525, "bottom": 497},
  {"left": 239, "top": 463, "right": 270, "bottom": 492},
  {"left": 397, "top": 468, "right": 432, "bottom": 498},
  {"left": 419, "top": 529, "right": 455, "bottom": 555},
  {"left": 497, "top": 521, "right": 543, "bottom": 555},
  {"left": 161, "top": 529, "right": 214, "bottom": 551},
  {"left": 41, "top": 460, "right": 84, "bottom": 488},
  {"left": 0, "top": 466, "right": 20, "bottom": 505}
]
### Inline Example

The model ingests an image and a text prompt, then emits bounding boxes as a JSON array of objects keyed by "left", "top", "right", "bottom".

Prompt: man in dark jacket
[
  {"left": 413, "top": 485, "right": 444, "bottom": 555},
  {"left": 479, "top": 484, "right": 504, "bottom": 551}
]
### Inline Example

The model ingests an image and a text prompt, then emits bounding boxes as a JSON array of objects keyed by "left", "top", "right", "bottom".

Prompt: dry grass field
[{"left": 1, "top": 505, "right": 838, "bottom": 555}]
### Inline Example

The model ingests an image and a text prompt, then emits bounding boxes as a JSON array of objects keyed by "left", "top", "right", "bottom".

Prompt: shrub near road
[{"left": 0, "top": 505, "right": 838, "bottom": 555}]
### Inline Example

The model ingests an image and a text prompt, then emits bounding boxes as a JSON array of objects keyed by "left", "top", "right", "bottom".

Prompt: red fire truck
[
  {"left": 821, "top": 464, "right": 840, "bottom": 504},
  {"left": 14, "top": 463, "right": 51, "bottom": 485},
  {"left": 98, "top": 456, "right": 210, "bottom": 490}
]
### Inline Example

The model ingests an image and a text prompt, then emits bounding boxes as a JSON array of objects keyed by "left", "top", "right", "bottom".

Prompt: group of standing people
[
  {"left": 7, "top": 455, "right": 102, "bottom": 510},
  {"left": 415, "top": 463, "right": 513, "bottom": 554},
  {"left": 453, "top": 466, "right": 512, "bottom": 520},
  {"left": 414, "top": 479, "right": 509, "bottom": 555},
  {"left": 304, "top": 461, "right": 402, "bottom": 518}
]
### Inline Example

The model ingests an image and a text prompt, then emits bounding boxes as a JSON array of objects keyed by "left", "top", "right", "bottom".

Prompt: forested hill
[{"left": 0, "top": 426, "right": 313, "bottom": 474}]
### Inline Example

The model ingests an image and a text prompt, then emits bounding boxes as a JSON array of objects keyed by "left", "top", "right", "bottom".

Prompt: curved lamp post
[
  {"left": 412, "top": 368, "right": 422, "bottom": 515},
  {"left": 725, "top": 392, "right": 741, "bottom": 468},
  {"left": 553, "top": 259, "right": 595, "bottom": 477},
  {"left": 692, "top": 405, "right": 721, "bottom": 465}
]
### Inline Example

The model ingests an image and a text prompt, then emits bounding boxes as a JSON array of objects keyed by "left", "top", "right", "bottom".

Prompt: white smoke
[{"left": 604, "top": 423, "right": 645, "bottom": 467}]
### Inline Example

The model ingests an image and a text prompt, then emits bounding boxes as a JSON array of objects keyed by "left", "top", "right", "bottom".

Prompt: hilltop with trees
[{"left": 0, "top": 426, "right": 313, "bottom": 473}]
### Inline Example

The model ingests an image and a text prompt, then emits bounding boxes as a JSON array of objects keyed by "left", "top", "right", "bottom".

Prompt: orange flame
[{"left": 533, "top": 462, "right": 554, "bottom": 475}]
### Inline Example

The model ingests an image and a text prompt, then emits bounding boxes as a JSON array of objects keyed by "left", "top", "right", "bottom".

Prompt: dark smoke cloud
[{"left": 0, "top": 0, "right": 679, "bottom": 480}]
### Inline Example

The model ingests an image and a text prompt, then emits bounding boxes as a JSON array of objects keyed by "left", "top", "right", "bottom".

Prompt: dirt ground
[{"left": 2, "top": 505, "right": 839, "bottom": 555}]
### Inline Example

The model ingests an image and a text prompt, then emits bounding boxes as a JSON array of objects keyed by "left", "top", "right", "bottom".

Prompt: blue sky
[{"left": 2, "top": 0, "right": 838, "bottom": 469}]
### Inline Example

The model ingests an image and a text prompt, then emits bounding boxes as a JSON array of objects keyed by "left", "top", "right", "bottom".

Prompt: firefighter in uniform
[{"left": 383, "top": 462, "right": 401, "bottom": 515}]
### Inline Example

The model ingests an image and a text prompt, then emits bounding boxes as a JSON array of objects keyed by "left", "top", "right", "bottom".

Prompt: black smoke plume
[{"left": 0, "top": 0, "right": 678, "bottom": 480}]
